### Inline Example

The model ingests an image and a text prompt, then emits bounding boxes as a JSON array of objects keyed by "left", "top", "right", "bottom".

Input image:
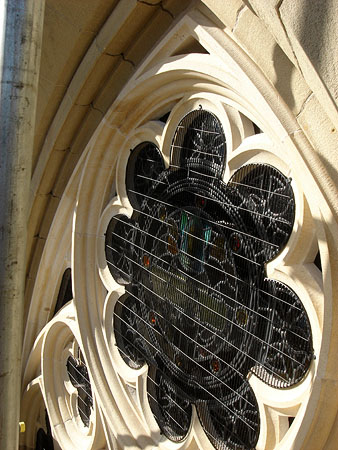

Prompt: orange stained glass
[
  {"left": 149, "top": 311, "right": 156, "bottom": 325},
  {"left": 143, "top": 254, "right": 150, "bottom": 267},
  {"left": 212, "top": 359, "right": 220, "bottom": 373}
]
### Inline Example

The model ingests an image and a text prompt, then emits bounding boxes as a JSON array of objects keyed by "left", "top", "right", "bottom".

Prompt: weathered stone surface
[
  {"left": 244, "top": 0, "right": 297, "bottom": 65},
  {"left": 199, "top": 0, "right": 245, "bottom": 30},
  {"left": 16, "top": 2, "right": 338, "bottom": 449},
  {"left": 297, "top": 94, "right": 338, "bottom": 193},
  {"left": 34, "top": 0, "right": 118, "bottom": 170},
  {"left": 233, "top": 7, "right": 311, "bottom": 115},
  {"left": 243, "top": 0, "right": 338, "bottom": 129},
  {"left": 280, "top": 0, "right": 338, "bottom": 105}
]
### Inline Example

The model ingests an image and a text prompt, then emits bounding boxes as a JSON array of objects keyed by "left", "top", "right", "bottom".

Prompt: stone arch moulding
[{"left": 22, "top": 5, "right": 338, "bottom": 450}]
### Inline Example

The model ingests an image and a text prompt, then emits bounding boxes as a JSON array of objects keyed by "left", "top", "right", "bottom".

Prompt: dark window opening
[
  {"left": 35, "top": 411, "right": 54, "bottom": 450},
  {"left": 54, "top": 268, "right": 72, "bottom": 315},
  {"left": 66, "top": 352, "right": 93, "bottom": 427},
  {"left": 106, "top": 109, "right": 313, "bottom": 450},
  {"left": 253, "top": 122, "right": 262, "bottom": 134},
  {"left": 314, "top": 250, "right": 322, "bottom": 272}
]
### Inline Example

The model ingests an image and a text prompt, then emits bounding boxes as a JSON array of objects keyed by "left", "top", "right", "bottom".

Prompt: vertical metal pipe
[{"left": 0, "top": 0, "right": 44, "bottom": 448}]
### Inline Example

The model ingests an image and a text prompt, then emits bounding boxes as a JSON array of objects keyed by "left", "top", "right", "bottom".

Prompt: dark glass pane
[
  {"left": 66, "top": 354, "right": 93, "bottom": 427},
  {"left": 170, "top": 109, "right": 226, "bottom": 178},
  {"left": 126, "top": 142, "right": 165, "bottom": 209},
  {"left": 54, "top": 268, "right": 72, "bottom": 315},
  {"left": 106, "top": 110, "right": 313, "bottom": 449}
]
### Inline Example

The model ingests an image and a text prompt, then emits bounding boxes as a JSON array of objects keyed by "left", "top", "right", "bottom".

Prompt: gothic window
[
  {"left": 21, "top": 9, "right": 328, "bottom": 450},
  {"left": 104, "top": 109, "right": 313, "bottom": 449}
]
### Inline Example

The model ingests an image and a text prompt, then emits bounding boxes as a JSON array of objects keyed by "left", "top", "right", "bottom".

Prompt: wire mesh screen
[
  {"left": 105, "top": 109, "right": 313, "bottom": 449},
  {"left": 66, "top": 353, "right": 93, "bottom": 427}
]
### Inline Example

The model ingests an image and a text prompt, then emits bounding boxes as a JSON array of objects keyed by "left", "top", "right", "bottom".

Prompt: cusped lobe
[{"left": 105, "top": 110, "right": 313, "bottom": 450}]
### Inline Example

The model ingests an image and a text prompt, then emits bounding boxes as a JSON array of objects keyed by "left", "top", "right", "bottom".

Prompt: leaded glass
[{"left": 105, "top": 109, "right": 313, "bottom": 449}]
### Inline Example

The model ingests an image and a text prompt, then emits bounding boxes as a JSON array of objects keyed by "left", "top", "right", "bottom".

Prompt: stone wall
[{"left": 21, "top": 1, "right": 338, "bottom": 449}]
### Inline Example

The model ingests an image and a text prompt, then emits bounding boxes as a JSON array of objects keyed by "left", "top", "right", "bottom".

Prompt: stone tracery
[
  {"left": 105, "top": 109, "right": 313, "bottom": 449},
  {"left": 20, "top": 8, "right": 330, "bottom": 448}
]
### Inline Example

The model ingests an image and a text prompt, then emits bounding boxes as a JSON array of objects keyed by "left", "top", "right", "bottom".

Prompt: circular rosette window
[
  {"left": 41, "top": 311, "right": 101, "bottom": 450},
  {"left": 104, "top": 109, "right": 314, "bottom": 449}
]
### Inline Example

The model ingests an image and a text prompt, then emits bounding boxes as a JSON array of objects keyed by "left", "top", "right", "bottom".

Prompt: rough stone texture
[
  {"left": 297, "top": 95, "right": 338, "bottom": 192},
  {"left": 125, "top": 7, "right": 175, "bottom": 66},
  {"left": 246, "top": 0, "right": 338, "bottom": 129},
  {"left": 27, "top": 0, "right": 193, "bottom": 310},
  {"left": 233, "top": 7, "right": 311, "bottom": 116},
  {"left": 280, "top": 0, "right": 338, "bottom": 106},
  {"left": 243, "top": 0, "right": 298, "bottom": 66},
  {"left": 198, "top": 0, "right": 245, "bottom": 30},
  {"left": 33, "top": 0, "right": 119, "bottom": 171},
  {"left": 18, "top": 1, "right": 338, "bottom": 448},
  {"left": 0, "top": 2, "right": 44, "bottom": 449}
]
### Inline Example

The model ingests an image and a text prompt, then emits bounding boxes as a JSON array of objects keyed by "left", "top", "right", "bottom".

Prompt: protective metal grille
[
  {"left": 66, "top": 353, "right": 93, "bottom": 427},
  {"left": 106, "top": 110, "right": 313, "bottom": 449}
]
